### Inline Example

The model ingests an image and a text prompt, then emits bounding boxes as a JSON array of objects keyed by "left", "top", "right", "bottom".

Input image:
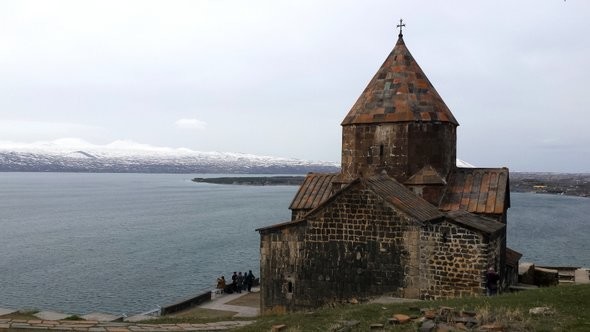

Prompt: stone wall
[
  {"left": 259, "top": 222, "right": 306, "bottom": 313},
  {"left": 260, "top": 183, "right": 505, "bottom": 312},
  {"left": 341, "top": 123, "right": 456, "bottom": 183},
  {"left": 290, "top": 184, "right": 421, "bottom": 309},
  {"left": 291, "top": 209, "right": 308, "bottom": 221},
  {"left": 419, "top": 220, "right": 489, "bottom": 299},
  {"left": 488, "top": 231, "right": 506, "bottom": 289}
]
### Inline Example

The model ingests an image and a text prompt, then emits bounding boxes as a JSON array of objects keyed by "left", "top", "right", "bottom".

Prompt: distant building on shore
[{"left": 257, "top": 26, "right": 516, "bottom": 312}]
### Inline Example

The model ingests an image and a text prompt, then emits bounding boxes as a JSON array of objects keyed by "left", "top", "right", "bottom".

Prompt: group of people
[
  {"left": 216, "top": 270, "right": 255, "bottom": 294},
  {"left": 217, "top": 267, "right": 499, "bottom": 296}
]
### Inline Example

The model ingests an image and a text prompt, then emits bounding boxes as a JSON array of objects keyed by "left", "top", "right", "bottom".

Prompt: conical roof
[{"left": 341, "top": 36, "right": 458, "bottom": 126}]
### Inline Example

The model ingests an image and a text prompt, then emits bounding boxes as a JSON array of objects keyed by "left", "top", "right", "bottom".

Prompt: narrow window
[
  {"left": 379, "top": 144, "right": 384, "bottom": 157},
  {"left": 288, "top": 281, "right": 293, "bottom": 293},
  {"left": 442, "top": 231, "right": 449, "bottom": 243}
]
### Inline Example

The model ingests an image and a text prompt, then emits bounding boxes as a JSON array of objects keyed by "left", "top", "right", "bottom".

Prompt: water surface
[{"left": 0, "top": 173, "right": 588, "bottom": 315}]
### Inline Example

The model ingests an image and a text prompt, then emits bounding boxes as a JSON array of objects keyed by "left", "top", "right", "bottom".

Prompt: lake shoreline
[
  {"left": 193, "top": 175, "right": 590, "bottom": 198},
  {"left": 192, "top": 176, "right": 305, "bottom": 186}
]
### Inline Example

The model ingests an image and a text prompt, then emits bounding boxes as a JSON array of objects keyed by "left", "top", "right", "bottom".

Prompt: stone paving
[
  {"left": 0, "top": 289, "right": 259, "bottom": 331},
  {"left": 200, "top": 289, "right": 259, "bottom": 318},
  {"left": 0, "top": 318, "right": 253, "bottom": 331}
]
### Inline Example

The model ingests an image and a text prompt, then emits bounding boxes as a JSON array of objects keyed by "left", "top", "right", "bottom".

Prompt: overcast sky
[{"left": 1, "top": 1, "right": 588, "bottom": 172}]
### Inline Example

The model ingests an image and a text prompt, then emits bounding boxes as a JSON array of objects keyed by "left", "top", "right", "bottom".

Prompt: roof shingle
[
  {"left": 366, "top": 176, "right": 444, "bottom": 222},
  {"left": 445, "top": 210, "right": 505, "bottom": 235},
  {"left": 341, "top": 36, "right": 458, "bottom": 126},
  {"left": 289, "top": 173, "right": 338, "bottom": 211},
  {"left": 439, "top": 168, "right": 510, "bottom": 215}
]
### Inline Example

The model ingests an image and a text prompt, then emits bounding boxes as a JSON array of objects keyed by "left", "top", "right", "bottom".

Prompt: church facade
[{"left": 257, "top": 32, "right": 511, "bottom": 313}]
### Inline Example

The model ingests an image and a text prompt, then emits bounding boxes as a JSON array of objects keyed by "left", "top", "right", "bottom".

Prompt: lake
[{"left": 0, "top": 172, "right": 588, "bottom": 315}]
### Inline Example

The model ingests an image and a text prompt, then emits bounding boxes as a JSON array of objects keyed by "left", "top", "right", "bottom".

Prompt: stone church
[{"left": 257, "top": 30, "right": 513, "bottom": 313}]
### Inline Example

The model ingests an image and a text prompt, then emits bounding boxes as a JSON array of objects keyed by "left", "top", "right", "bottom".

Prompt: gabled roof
[
  {"left": 365, "top": 176, "right": 444, "bottom": 222},
  {"left": 439, "top": 168, "right": 510, "bottom": 215},
  {"left": 289, "top": 173, "right": 338, "bottom": 211},
  {"left": 256, "top": 219, "right": 306, "bottom": 232},
  {"left": 445, "top": 210, "right": 505, "bottom": 235},
  {"left": 341, "top": 36, "right": 458, "bottom": 126},
  {"left": 405, "top": 165, "right": 446, "bottom": 185},
  {"left": 506, "top": 247, "right": 523, "bottom": 267}
]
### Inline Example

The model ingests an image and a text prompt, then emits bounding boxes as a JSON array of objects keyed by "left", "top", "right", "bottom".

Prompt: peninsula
[{"left": 191, "top": 176, "right": 305, "bottom": 186}]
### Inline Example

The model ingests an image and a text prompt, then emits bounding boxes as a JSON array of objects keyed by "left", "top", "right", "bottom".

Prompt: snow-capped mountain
[
  {"left": 0, "top": 139, "right": 340, "bottom": 174},
  {"left": 0, "top": 138, "right": 475, "bottom": 174}
]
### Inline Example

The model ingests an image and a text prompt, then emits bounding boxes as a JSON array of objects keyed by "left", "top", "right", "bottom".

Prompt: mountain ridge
[{"left": 0, "top": 139, "right": 340, "bottom": 174}]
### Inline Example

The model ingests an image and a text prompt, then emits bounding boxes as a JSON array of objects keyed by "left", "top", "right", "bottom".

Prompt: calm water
[
  {"left": 0, "top": 173, "right": 588, "bottom": 315},
  {"left": 0, "top": 172, "right": 296, "bottom": 315},
  {"left": 507, "top": 192, "right": 590, "bottom": 267}
]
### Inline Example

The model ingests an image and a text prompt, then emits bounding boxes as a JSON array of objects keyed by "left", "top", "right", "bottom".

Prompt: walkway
[
  {"left": 198, "top": 288, "right": 260, "bottom": 318},
  {"left": 0, "top": 289, "right": 260, "bottom": 331},
  {"left": 0, "top": 319, "right": 253, "bottom": 331}
]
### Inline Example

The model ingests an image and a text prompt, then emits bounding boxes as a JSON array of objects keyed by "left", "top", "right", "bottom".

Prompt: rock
[
  {"left": 479, "top": 323, "right": 505, "bottom": 331},
  {"left": 334, "top": 321, "right": 360, "bottom": 332},
  {"left": 349, "top": 298, "right": 359, "bottom": 304},
  {"left": 392, "top": 313, "right": 411, "bottom": 324},
  {"left": 529, "top": 306, "right": 555, "bottom": 315},
  {"left": 454, "top": 322, "right": 468, "bottom": 330},
  {"left": 271, "top": 324, "right": 287, "bottom": 332},
  {"left": 369, "top": 323, "right": 384, "bottom": 329},
  {"left": 438, "top": 306, "right": 455, "bottom": 314},
  {"left": 419, "top": 319, "right": 436, "bottom": 332},
  {"left": 460, "top": 310, "right": 477, "bottom": 317},
  {"left": 435, "top": 323, "right": 452, "bottom": 332},
  {"left": 423, "top": 309, "right": 437, "bottom": 319},
  {"left": 454, "top": 316, "right": 479, "bottom": 326},
  {"left": 344, "top": 320, "right": 360, "bottom": 327}
]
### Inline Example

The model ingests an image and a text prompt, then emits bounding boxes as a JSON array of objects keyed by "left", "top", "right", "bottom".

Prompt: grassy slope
[{"left": 233, "top": 284, "right": 590, "bottom": 332}]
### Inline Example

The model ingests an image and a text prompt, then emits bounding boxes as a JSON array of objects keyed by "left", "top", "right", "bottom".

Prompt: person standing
[
  {"left": 245, "top": 270, "right": 255, "bottom": 292},
  {"left": 231, "top": 272, "right": 238, "bottom": 293},
  {"left": 236, "top": 272, "right": 244, "bottom": 293},
  {"left": 486, "top": 267, "right": 500, "bottom": 296}
]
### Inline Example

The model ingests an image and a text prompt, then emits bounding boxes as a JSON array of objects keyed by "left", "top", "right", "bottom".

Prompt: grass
[
  {"left": 232, "top": 284, "right": 590, "bottom": 332},
  {"left": 135, "top": 284, "right": 590, "bottom": 331}
]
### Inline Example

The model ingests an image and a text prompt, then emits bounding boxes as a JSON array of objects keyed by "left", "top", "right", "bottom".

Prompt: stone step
[
  {"left": 81, "top": 312, "right": 124, "bottom": 322},
  {"left": 34, "top": 311, "right": 70, "bottom": 320},
  {"left": 0, "top": 308, "right": 17, "bottom": 317},
  {"left": 124, "top": 314, "right": 154, "bottom": 323}
]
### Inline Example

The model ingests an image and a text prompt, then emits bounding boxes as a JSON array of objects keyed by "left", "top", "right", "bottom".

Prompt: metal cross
[{"left": 397, "top": 18, "right": 406, "bottom": 37}]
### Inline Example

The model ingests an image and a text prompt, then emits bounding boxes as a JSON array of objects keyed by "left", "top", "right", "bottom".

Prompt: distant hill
[
  {"left": 511, "top": 172, "right": 590, "bottom": 197},
  {"left": 0, "top": 139, "right": 340, "bottom": 174}
]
